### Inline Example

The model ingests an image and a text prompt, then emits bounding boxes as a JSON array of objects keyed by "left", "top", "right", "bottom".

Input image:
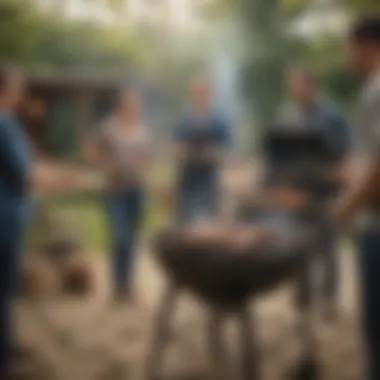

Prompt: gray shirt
[
  {"left": 358, "top": 74, "right": 380, "bottom": 154},
  {"left": 357, "top": 72, "right": 380, "bottom": 225}
]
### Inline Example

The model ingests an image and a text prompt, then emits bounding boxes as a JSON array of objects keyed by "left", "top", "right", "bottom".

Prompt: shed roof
[{"left": 27, "top": 70, "right": 130, "bottom": 91}]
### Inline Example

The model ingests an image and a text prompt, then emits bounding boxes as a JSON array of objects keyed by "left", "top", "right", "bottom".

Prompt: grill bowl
[{"left": 153, "top": 223, "right": 314, "bottom": 307}]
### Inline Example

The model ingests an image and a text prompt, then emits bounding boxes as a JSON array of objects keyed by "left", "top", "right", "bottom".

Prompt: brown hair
[
  {"left": 350, "top": 15, "right": 380, "bottom": 45},
  {"left": 0, "top": 64, "right": 21, "bottom": 93}
]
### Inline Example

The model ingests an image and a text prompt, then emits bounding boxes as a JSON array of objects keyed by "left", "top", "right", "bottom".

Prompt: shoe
[{"left": 293, "top": 354, "right": 319, "bottom": 380}]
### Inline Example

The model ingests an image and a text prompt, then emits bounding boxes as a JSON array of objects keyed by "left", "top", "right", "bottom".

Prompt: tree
[
  {"left": 343, "top": 0, "right": 380, "bottom": 13},
  {"left": 236, "top": 0, "right": 299, "bottom": 125},
  {"left": 0, "top": 0, "right": 43, "bottom": 63},
  {"left": 235, "top": 0, "right": 363, "bottom": 126},
  {"left": 0, "top": 0, "right": 150, "bottom": 72}
]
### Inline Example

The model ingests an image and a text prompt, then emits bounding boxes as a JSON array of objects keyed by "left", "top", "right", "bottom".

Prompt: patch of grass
[
  {"left": 30, "top": 190, "right": 167, "bottom": 254},
  {"left": 29, "top": 162, "right": 174, "bottom": 253}
]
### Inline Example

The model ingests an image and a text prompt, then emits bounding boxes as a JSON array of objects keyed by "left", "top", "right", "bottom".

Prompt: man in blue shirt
[
  {"left": 173, "top": 76, "right": 232, "bottom": 223},
  {"left": 282, "top": 67, "right": 351, "bottom": 317},
  {"left": 0, "top": 66, "right": 32, "bottom": 378}
]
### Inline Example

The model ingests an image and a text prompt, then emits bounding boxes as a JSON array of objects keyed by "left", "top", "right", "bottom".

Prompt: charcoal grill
[
  {"left": 155, "top": 220, "right": 313, "bottom": 307},
  {"left": 144, "top": 127, "right": 343, "bottom": 380}
]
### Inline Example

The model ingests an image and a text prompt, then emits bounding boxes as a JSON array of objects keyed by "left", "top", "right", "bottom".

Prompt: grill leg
[
  {"left": 295, "top": 258, "right": 314, "bottom": 312},
  {"left": 208, "top": 311, "right": 226, "bottom": 365},
  {"left": 144, "top": 284, "right": 178, "bottom": 380},
  {"left": 294, "top": 256, "right": 320, "bottom": 380},
  {"left": 294, "top": 307, "right": 319, "bottom": 380},
  {"left": 238, "top": 306, "right": 260, "bottom": 380}
]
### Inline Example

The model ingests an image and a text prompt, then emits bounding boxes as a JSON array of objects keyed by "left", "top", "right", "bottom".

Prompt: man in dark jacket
[{"left": 281, "top": 67, "right": 351, "bottom": 317}]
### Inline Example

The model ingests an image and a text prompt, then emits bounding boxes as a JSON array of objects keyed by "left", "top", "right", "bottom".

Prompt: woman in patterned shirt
[{"left": 85, "top": 89, "right": 150, "bottom": 303}]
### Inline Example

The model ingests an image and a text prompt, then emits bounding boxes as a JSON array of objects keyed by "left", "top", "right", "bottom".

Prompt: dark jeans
[
  {"left": 106, "top": 187, "right": 144, "bottom": 294},
  {"left": 0, "top": 208, "right": 25, "bottom": 376},
  {"left": 296, "top": 217, "right": 338, "bottom": 308},
  {"left": 177, "top": 168, "right": 220, "bottom": 224},
  {"left": 358, "top": 227, "right": 380, "bottom": 380},
  {"left": 320, "top": 219, "right": 339, "bottom": 301}
]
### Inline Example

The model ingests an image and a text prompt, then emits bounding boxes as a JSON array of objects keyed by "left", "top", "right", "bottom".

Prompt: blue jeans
[
  {"left": 358, "top": 227, "right": 380, "bottom": 380},
  {"left": 0, "top": 206, "right": 26, "bottom": 376},
  {"left": 177, "top": 168, "right": 220, "bottom": 224},
  {"left": 106, "top": 187, "right": 144, "bottom": 294}
]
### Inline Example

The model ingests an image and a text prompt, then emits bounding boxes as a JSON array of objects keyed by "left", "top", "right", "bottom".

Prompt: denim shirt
[
  {"left": 0, "top": 113, "right": 32, "bottom": 219},
  {"left": 173, "top": 109, "right": 233, "bottom": 190}
]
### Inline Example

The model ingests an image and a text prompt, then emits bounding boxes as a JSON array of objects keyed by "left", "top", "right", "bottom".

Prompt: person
[
  {"left": 282, "top": 67, "right": 351, "bottom": 157},
  {"left": 173, "top": 76, "right": 233, "bottom": 223},
  {"left": 334, "top": 15, "right": 380, "bottom": 379},
  {"left": 0, "top": 65, "right": 33, "bottom": 378},
  {"left": 85, "top": 90, "right": 149, "bottom": 303},
  {"left": 280, "top": 66, "right": 351, "bottom": 317},
  {"left": 0, "top": 66, "right": 65, "bottom": 378}
]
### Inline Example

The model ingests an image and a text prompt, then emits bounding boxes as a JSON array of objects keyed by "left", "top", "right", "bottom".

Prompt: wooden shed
[{"left": 22, "top": 71, "right": 128, "bottom": 158}]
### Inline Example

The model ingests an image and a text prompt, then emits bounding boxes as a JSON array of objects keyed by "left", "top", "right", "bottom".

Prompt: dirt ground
[
  {"left": 14, "top": 241, "right": 363, "bottom": 380},
  {"left": 15, "top": 162, "right": 364, "bottom": 380}
]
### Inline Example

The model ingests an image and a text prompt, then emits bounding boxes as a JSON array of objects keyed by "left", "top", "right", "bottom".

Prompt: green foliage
[
  {"left": 281, "top": 0, "right": 307, "bottom": 14},
  {"left": 236, "top": 0, "right": 360, "bottom": 126},
  {"left": 0, "top": 0, "right": 149, "bottom": 71},
  {"left": 0, "top": 0, "right": 42, "bottom": 63},
  {"left": 31, "top": 22, "right": 147, "bottom": 70},
  {"left": 237, "top": 0, "right": 290, "bottom": 124},
  {"left": 342, "top": 0, "right": 380, "bottom": 14},
  {"left": 196, "top": 0, "right": 234, "bottom": 20},
  {"left": 0, "top": 0, "right": 362, "bottom": 129}
]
